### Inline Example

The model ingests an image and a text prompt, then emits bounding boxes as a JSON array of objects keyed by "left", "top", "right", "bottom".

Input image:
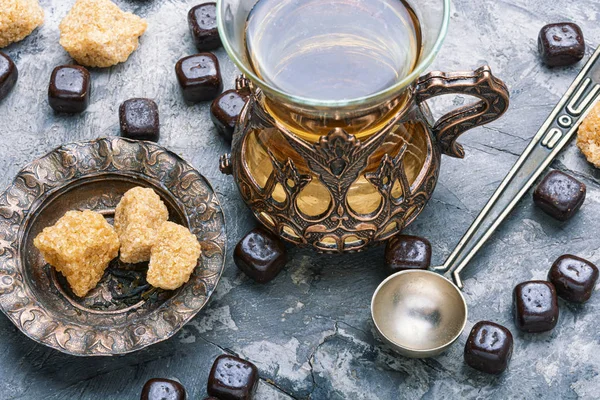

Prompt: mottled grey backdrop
[{"left": 0, "top": 0, "right": 599, "bottom": 399}]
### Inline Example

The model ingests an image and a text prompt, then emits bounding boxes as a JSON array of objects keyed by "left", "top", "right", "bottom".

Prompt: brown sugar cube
[
  {"left": 33, "top": 210, "right": 120, "bottom": 297},
  {"left": 577, "top": 101, "right": 600, "bottom": 167},
  {"left": 147, "top": 221, "right": 202, "bottom": 290},
  {"left": 59, "top": 0, "right": 147, "bottom": 68},
  {"left": 0, "top": 0, "right": 44, "bottom": 48},
  {"left": 114, "top": 187, "right": 168, "bottom": 264}
]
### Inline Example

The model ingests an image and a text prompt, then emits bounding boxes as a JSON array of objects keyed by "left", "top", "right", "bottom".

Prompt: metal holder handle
[
  {"left": 416, "top": 66, "right": 510, "bottom": 158},
  {"left": 434, "top": 46, "right": 600, "bottom": 289}
]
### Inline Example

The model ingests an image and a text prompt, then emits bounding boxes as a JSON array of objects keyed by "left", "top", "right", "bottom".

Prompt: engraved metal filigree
[
  {"left": 231, "top": 97, "right": 441, "bottom": 253},
  {"left": 0, "top": 137, "right": 226, "bottom": 356},
  {"left": 269, "top": 153, "right": 312, "bottom": 198},
  {"left": 290, "top": 128, "right": 387, "bottom": 200},
  {"left": 415, "top": 66, "right": 510, "bottom": 158},
  {"left": 365, "top": 144, "right": 410, "bottom": 201},
  {"left": 228, "top": 65, "right": 509, "bottom": 253}
]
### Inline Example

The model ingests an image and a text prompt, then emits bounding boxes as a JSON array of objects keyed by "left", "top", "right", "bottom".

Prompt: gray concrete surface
[{"left": 0, "top": 0, "right": 599, "bottom": 399}]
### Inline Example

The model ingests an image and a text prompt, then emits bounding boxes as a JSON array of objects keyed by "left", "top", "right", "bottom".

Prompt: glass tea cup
[{"left": 217, "top": 0, "right": 510, "bottom": 253}]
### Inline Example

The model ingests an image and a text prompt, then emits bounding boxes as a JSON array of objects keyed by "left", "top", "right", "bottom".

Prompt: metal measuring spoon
[{"left": 372, "top": 45, "right": 600, "bottom": 358}]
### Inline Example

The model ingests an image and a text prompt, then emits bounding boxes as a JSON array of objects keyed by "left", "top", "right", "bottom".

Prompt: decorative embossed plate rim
[{"left": 0, "top": 137, "right": 226, "bottom": 356}]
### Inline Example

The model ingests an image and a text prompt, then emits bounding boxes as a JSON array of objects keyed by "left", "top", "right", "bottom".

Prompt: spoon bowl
[{"left": 371, "top": 270, "right": 467, "bottom": 358}]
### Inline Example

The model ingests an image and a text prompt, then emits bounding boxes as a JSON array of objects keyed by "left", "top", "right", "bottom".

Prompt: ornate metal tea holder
[
  {"left": 222, "top": 68, "right": 510, "bottom": 253},
  {"left": 372, "top": 45, "right": 600, "bottom": 358}
]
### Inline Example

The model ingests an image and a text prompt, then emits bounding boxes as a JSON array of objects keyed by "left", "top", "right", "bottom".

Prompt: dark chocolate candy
[
  {"left": 188, "top": 3, "right": 221, "bottom": 51},
  {"left": 384, "top": 235, "right": 431, "bottom": 275},
  {"left": 514, "top": 281, "right": 559, "bottom": 333},
  {"left": 210, "top": 89, "right": 249, "bottom": 142},
  {"left": 234, "top": 227, "right": 287, "bottom": 283},
  {"left": 175, "top": 53, "right": 223, "bottom": 103},
  {"left": 48, "top": 65, "right": 91, "bottom": 113},
  {"left": 207, "top": 354, "right": 259, "bottom": 400},
  {"left": 119, "top": 98, "right": 160, "bottom": 142},
  {"left": 538, "top": 23, "right": 585, "bottom": 67},
  {"left": 533, "top": 170, "right": 586, "bottom": 221},
  {"left": 0, "top": 52, "right": 18, "bottom": 101},
  {"left": 464, "top": 321, "right": 513, "bottom": 374},
  {"left": 140, "top": 378, "right": 186, "bottom": 400},
  {"left": 548, "top": 254, "right": 598, "bottom": 303}
]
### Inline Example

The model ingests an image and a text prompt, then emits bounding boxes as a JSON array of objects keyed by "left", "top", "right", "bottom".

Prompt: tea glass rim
[{"left": 216, "top": 0, "right": 451, "bottom": 109}]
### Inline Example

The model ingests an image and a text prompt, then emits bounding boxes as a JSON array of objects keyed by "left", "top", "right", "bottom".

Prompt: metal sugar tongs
[{"left": 371, "top": 45, "right": 600, "bottom": 358}]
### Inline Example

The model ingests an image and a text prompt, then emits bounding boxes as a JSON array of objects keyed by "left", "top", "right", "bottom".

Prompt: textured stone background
[{"left": 0, "top": 0, "right": 599, "bottom": 399}]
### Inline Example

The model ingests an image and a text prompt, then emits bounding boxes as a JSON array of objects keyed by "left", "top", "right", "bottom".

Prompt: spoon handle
[{"left": 435, "top": 45, "right": 600, "bottom": 289}]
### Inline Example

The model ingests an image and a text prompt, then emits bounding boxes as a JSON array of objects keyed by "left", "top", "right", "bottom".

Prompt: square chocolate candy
[
  {"left": 188, "top": 3, "right": 221, "bottom": 51},
  {"left": 533, "top": 170, "right": 586, "bottom": 221},
  {"left": 538, "top": 23, "right": 585, "bottom": 67},
  {"left": 176, "top": 53, "right": 223, "bottom": 103},
  {"left": 384, "top": 235, "right": 431, "bottom": 275},
  {"left": 514, "top": 281, "right": 559, "bottom": 333},
  {"left": 464, "top": 321, "right": 513, "bottom": 374},
  {"left": 140, "top": 378, "right": 186, "bottom": 400},
  {"left": 48, "top": 65, "right": 91, "bottom": 113},
  {"left": 119, "top": 98, "right": 160, "bottom": 142},
  {"left": 207, "top": 354, "right": 259, "bottom": 400},
  {"left": 234, "top": 227, "right": 287, "bottom": 283},
  {"left": 210, "top": 89, "right": 250, "bottom": 143},
  {"left": 548, "top": 254, "right": 598, "bottom": 303},
  {"left": 0, "top": 52, "right": 18, "bottom": 101}
]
